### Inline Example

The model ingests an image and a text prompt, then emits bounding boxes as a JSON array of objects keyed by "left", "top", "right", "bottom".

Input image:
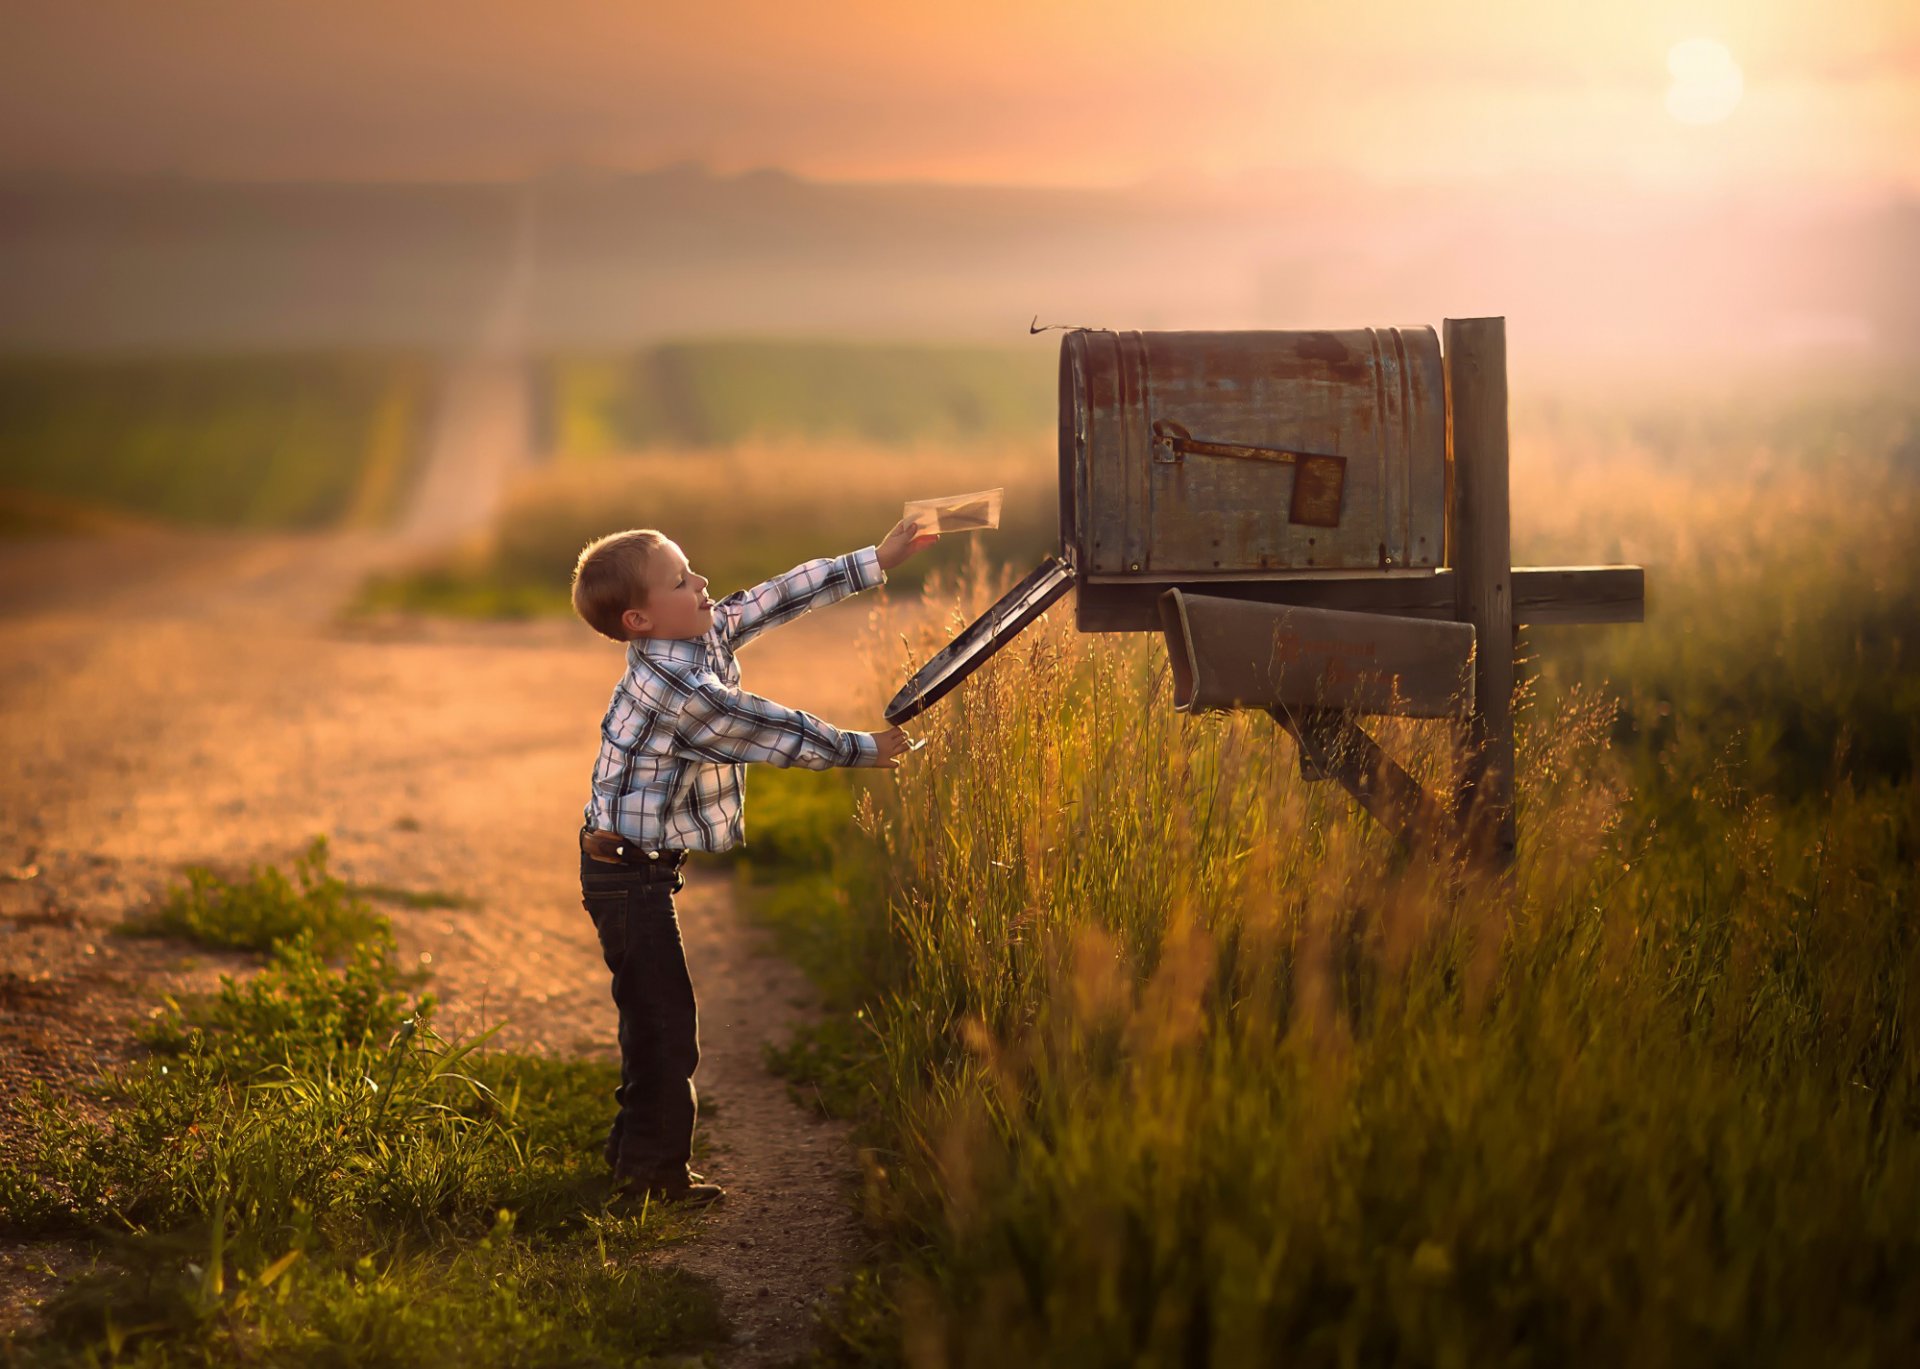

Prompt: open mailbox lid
[{"left": 883, "top": 556, "right": 1076, "bottom": 724}]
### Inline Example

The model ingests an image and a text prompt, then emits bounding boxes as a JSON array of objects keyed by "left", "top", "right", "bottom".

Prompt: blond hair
[{"left": 571, "top": 529, "right": 668, "bottom": 641}]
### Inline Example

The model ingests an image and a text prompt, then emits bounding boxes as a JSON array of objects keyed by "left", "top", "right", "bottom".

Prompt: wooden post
[
  {"left": 1270, "top": 707, "right": 1451, "bottom": 855},
  {"left": 1444, "top": 317, "right": 1517, "bottom": 867}
]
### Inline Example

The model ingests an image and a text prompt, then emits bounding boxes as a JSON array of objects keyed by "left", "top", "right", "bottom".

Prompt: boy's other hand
[
  {"left": 871, "top": 726, "right": 916, "bottom": 768},
  {"left": 877, "top": 518, "right": 939, "bottom": 572}
]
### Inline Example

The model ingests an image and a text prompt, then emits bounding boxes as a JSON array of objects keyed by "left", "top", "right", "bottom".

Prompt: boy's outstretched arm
[
  {"left": 673, "top": 673, "right": 912, "bottom": 770},
  {"left": 713, "top": 518, "right": 937, "bottom": 652}
]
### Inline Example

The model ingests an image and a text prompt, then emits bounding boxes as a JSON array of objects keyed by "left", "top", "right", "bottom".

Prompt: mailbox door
[
  {"left": 1060, "top": 328, "right": 1447, "bottom": 578},
  {"left": 884, "top": 557, "right": 1076, "bottom": 724}
]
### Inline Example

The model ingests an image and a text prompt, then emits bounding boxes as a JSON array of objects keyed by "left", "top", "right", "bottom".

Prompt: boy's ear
[{"left": 620, "top": 606, "right": 652, "bottom": 638}]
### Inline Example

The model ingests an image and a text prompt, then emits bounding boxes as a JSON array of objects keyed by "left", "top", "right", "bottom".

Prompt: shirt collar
[{"left": 628, "top": 634, "right": 708, "bottom": 669}]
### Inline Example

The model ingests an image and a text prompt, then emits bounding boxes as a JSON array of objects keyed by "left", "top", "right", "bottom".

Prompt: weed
[{"left": 119, "top": 837, "right": 387, "bottom": 956}]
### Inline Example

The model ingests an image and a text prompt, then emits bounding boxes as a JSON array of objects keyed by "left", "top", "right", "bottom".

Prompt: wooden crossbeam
[{"left": 1078, "top": 565, "right": 1642, "bottom": 633}]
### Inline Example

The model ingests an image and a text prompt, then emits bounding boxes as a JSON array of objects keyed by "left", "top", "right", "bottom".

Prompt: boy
[{"left": 569, "top": 518, "right": 935, "bottom": 1205}]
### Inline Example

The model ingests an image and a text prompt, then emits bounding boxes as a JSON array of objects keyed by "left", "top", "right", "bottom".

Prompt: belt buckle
[
  {"left": 584, "top": 829, "right": 639, "bottom": 865},
  {"left": 584, "top": 828, "right": 681, "bottom": 870}
]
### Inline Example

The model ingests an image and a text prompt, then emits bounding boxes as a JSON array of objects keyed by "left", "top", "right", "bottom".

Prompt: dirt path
[{"left": 0, "top": 364, "right": 892, "bottom": 1360}]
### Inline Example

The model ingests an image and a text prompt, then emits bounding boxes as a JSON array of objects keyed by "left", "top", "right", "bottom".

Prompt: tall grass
[
  {"left": 1511, "top": 391, "right": 1918, "bottom": 798},
  {"left": 749, "top": 390, "right": 1920, "bottom": 1365}
]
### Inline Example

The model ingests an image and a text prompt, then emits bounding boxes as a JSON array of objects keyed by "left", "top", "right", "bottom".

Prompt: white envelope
[{"left": 903, "top": 487, "right": 1003, "bottom": 534}]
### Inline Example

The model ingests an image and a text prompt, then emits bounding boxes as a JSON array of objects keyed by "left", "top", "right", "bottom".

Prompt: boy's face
[{"left": 624, "top": 540, "right": 713, "bottom": 640}]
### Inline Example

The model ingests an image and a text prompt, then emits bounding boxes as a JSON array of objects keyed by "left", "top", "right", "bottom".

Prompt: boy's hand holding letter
[{"left": 878, "top": 516, "right": 941, "bottom": 571}]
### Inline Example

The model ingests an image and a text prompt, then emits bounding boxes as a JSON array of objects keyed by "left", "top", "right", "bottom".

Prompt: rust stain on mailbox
[
  {"left": 1148, "top": 419, "right": 1347, "bottom": 528},
  {"left": 1060, "top": 327, "right": 1446, "bottom": 584},
  {"left": 1159, "top": 590, "right": 1476, "bottom": 719}
]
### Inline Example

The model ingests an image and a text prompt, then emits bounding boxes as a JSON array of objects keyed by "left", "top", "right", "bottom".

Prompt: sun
[{"left": 1665, "top": 39, "right": 1744, "bottom": 125}]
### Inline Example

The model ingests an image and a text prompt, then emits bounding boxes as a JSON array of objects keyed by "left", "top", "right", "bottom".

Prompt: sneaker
[{"left": 614, "top": 1174, "right": 726, "bottom": 1207}]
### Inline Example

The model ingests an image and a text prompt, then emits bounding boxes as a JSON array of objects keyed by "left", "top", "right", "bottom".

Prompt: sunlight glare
[{"left": 1665, "top": 38, "right": 1744, "bottom": 125}]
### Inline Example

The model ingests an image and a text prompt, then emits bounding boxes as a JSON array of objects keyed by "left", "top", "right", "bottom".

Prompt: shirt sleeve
[
  {"left": 711, "top": 546, "right": 885, "bottom": 653},
  {"left": 673, "top": 672, "right": 882, "bottom": 770}
]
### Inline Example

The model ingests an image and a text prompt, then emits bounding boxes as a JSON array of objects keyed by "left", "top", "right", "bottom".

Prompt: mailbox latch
[{"left": 1150, "top": 419, "right": 1346, "bottom": 528}]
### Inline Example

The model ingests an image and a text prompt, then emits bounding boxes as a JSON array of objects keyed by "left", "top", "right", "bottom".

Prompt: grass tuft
[{"left": 120, "top": 836, "right": 388, "bottom": 955}]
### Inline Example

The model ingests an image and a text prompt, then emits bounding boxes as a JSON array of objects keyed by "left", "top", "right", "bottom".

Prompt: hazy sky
[{"left": 2, "top": 0, "right": 1916, "bottom": 192}]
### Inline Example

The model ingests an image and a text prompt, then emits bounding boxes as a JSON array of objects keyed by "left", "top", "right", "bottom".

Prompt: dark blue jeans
[{"left": 580, "top": 852, "right": 699, "bottom": 1185}]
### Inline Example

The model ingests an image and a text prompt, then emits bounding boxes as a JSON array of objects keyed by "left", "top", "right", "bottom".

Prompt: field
[
  {"left": 2, "top": 346, "right": 1916, "bottom": 1364},
  {"left": 540, "top": 340, "right": 1055, "bottom": 455},
  {"left": 734, "top": 381, "right": 1920, "bottom": 1364},
  {"left": 358, "top": 441, "right": 1059, "bottom": 619},
  {"left": 0, "top": 354, "right": 434, "bottom": 532},
  {"left": 363, "top": 340, "right": 1059, "bottom": 619}
]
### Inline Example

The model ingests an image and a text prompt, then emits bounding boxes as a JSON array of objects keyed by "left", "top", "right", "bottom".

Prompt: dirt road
[{"left": 0, "top": 365, "right": 898, "bottom": 1361}]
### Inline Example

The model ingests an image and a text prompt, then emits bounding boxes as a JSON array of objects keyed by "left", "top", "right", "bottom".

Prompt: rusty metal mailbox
[
  {"left": 886, "top": 325, "right": 1455, "bottom": 723},
  {"left": 1060, "top": 328, "right": 1447, "bottom": 582},
  {"left": 884, "top": 316, "right": 1644, "bottom": 866}
]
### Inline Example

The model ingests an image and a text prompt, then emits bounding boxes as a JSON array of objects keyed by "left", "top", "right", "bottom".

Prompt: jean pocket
[
  {"left": 583, "top": 886, "right": 628, "bottom": 940},
  {"left": 629, "top": 879, "right": 681, "bottom": 911}
]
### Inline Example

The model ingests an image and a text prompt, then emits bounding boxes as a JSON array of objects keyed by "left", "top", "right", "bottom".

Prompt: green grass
[
  {"left": 350, "top": 881, "right": 481, "bottom": 912},
  {"left": 3, "top": 843, "right": 726, "bottom": 1366},
  {"left": 731, "top": 389, "right": 1920, "bottom": 1365},
  {"left": 119, "top": 837, "right": 388, "bottom": 956},
  {"left": 544, "top": 340, "right": 1055, "bottom": 456},
  {"left": 0, "top": 353, "right": 432, "bottom": 531}
]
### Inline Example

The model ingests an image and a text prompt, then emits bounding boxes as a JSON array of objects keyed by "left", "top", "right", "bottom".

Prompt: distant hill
[{"left": 1, "top": 166, "right": 1914, "bottom": 379}]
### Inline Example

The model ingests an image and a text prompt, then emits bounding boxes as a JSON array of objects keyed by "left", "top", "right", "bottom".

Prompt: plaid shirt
[{"left": 584, "top": 546, "right": 886, "bottom": 852}]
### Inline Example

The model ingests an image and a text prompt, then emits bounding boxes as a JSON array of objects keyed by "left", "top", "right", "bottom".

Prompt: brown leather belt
[{"left": 580, "top": 827, "right": 687, "bottom": 868}]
